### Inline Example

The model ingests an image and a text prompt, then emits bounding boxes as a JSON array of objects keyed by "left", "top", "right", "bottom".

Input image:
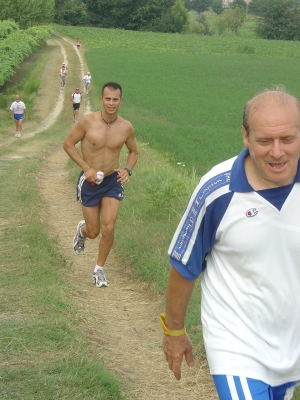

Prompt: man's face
[
  {"left": 15, "top": 95, "right": 20, "bottom": 102},
  {"left": 243, "top": 100, "right": 300, "bottom": 188},
  {"left": 100, "top": 88, "right": 122, "bottom": 114}
]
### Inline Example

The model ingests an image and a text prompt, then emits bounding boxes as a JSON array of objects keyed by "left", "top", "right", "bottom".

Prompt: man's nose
[{"left": 270, "top": 139, "right": 284, "bottom": 158}]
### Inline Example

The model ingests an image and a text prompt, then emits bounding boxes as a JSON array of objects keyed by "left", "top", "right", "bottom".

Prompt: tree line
[{"left": 1, "top": 0, "right": 300, "bottom": 40}]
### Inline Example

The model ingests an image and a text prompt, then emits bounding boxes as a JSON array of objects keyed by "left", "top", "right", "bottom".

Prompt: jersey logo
[{"left": 246, "top": 208, "right": 258, "bottom": 217}]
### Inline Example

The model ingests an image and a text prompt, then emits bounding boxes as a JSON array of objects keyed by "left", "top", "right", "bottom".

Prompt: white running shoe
[
  {"left": 93, "top": 269, "right": 109, "bottom": 288},
  {"left": 73, "top": 220, "right": 87, "bottom": 255}
]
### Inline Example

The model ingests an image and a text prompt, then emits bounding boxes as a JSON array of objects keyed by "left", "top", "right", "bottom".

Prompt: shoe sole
[
  {"left": 93, "top": 275, "right": 109, "bottom": 287},
  {"left": 73, "top": 220, "right": 86, "bottom": 254},
  {"left": 96, "top": 282, "right": 109, "bottom": 287}
]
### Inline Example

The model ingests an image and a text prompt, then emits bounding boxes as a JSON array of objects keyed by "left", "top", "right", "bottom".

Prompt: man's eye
[
  {"left": 259, "top": 140, "right": 270, "bottom": 143},
  {"left": 282, "top": 139, "right": 293, "bottom": 144}
]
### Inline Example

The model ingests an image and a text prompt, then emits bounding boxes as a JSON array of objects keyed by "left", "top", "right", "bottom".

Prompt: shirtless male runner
[{"left": 63, "top": 81, "right": 139, "bottom": 287}]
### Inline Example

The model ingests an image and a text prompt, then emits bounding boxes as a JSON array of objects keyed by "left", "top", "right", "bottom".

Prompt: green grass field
[
  {"left": 84, "top": 48, "right": 300, "bottom": 176},
  {"left": 54, "top": 24, "right": 300, "bottom": 177}
]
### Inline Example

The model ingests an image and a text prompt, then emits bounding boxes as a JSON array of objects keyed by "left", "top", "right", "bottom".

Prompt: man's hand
[
  {"left": 162, "top": 333, "right": 194, "bottom": 380},
  {"left": 115, "top": 168, "right": 130, "bottom": 185},
  {"left": 84, "top": 167, "right": 97, "bottom": 183}
]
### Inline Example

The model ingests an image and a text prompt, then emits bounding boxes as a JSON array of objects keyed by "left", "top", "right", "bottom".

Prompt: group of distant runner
[
  {"left": 58, "top": 38, "right": 92, "bottom": 123},
  {"left": 9, "top": 38, "right": 93, "bottom": 138}
]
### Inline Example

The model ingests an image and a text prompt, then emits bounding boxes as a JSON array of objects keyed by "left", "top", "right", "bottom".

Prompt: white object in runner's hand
[{"left": 96, "top": 171, "right": 104, "bottom": 185}]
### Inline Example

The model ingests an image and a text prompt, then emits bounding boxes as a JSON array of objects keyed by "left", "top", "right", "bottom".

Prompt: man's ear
[{"left": 242, "top": 126, "right": 249, "bottom": 148}]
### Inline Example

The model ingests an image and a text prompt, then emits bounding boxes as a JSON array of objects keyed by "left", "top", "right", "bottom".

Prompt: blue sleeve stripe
[{"left": 169, "top": 170, "right": 231, "bottom": 263}]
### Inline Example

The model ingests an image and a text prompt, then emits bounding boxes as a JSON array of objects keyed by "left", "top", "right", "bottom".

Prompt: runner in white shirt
[
  {"left": 162, "top": 87, "right": 300, "bottom": 400},
  {"left": 70, "top": 88, "right": 82, "bottom": 123},
  {"left": 59, "top": 63, "right": 67, "bottom": 90},
  {"left": 10, "top": 94, "right": 27, "bottom": 138},
  {"left": 83, "top": 72, "right": 92, "bottom": 94}
]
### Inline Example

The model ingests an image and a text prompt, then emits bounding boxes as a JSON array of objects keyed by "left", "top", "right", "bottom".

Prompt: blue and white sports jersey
[{"left": 169, "top": 148, "right": 300, "bottom": 386}]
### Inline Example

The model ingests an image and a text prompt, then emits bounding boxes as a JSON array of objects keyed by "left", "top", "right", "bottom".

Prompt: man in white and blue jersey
[
  {"left": 10, "top": 94, "right": 27, "bottom": 138},
  {"left": 161, "top": 87, "right": 300, "bottom": 400}
]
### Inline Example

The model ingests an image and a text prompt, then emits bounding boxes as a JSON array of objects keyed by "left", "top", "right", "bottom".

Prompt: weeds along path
[{"left": 4, "top": 34, "right": 217, "bottom": 399}]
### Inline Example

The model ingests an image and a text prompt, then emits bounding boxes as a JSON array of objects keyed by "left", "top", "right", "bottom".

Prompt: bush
[
  {"left": 24, "top": 77, "right": 41, "bottom": 94},
  {"left": 211, "top": 0, "right": 223, "bottom": 14},
  {"left": 0, "top": 93, "right": 7, "bottom": 109}
]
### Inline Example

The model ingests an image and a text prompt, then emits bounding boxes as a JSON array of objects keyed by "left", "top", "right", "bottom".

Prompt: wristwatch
[{"left": 124, "top": 167, "right": 132, "bottom": 176}]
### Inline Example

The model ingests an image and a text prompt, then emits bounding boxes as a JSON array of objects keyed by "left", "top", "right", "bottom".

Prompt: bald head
[
  {"left": 243, "top": 88, "right": 300, "bottom": 135},
  {"left": 15, "top": 94, "right": 20, "bottom": 102}
]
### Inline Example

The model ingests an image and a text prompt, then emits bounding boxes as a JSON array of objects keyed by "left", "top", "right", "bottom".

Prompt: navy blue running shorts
[{"left": 77, "top": 171, "right": 124, "bottom": 207}]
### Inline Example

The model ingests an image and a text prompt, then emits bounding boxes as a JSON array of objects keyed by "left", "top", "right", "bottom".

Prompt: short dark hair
[{"left": 101, "top": 82, "right": 122, "bottom": 98}]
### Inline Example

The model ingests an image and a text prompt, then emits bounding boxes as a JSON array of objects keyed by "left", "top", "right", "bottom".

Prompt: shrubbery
[{"left": 0, "top": 22, "right": 51, "bottom": 87}]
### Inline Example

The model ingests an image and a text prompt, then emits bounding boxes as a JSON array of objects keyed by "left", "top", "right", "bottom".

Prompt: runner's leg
[
  {"left": 80, "top": 204, "right": 101, "bottom": 239},
  {"left": 97, "top": 197, "right": 120, "bottom": 267}
]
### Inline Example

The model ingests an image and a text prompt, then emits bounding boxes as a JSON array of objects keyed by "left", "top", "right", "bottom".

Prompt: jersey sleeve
[{"left": 169, "top": 166, "right": 234, "bottom": 280}]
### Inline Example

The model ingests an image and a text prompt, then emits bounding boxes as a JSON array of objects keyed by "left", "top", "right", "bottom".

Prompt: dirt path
[{"left": 4, "top": 34, "right": 217, "bottom": 399}]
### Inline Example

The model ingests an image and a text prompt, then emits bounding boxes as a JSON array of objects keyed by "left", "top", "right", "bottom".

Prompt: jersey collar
[{"left": 229, "top": 148, "right": 300, "bottom": 192}]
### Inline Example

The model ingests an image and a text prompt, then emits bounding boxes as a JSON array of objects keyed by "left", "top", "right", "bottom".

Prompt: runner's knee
[
  {"left": 101, "top": 223, "right": 115, "bottom": 239},
  {"left": 84, "top": 225, "right": 100, "bottom": 239}
]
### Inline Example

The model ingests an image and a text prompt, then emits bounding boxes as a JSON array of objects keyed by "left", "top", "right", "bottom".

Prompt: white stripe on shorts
[
  {"left": 77, "top": 173, "right": 86, "bottom": 203},
  {"left": 240, "top": 377, "right": 253, "bottom": 400},
  {"left": 226, "top": 376, "right": 253, "bottom": 400},
  {"left": 227, "top": 376, "right": 240, "bottom": 400}
]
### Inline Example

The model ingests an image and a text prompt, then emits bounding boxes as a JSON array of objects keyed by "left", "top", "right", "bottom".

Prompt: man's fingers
[
  {"left": 184, "top": 348, "right": 195, "bottom": 367},
  {"left": 165, "top": 353, "right": 182, "bottom": 380}
]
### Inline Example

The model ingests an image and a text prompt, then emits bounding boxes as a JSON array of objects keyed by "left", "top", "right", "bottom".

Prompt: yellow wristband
[{"left": 159, "top": 313, "right": 186, "bottom": 337}]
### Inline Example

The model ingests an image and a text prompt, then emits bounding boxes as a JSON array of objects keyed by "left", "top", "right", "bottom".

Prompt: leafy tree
[
  {"left": 192, "top": 13, "right": 213, "bottom": 34},
  {"left": 247, "top": 0, "right": 260, "bottom": 14},
  {"left": 230, "top": 0, "right": 247, "bottom": 9},
  {"left": 171, "top": 0, "right": 189, "bottom": 32},
  {"left": 85, "top": 0, "right": 177, "bottom": 30},
  {"left": 215, "top": 5, "right": 246, "bottom": 35},
  {"left": 0, "top": 0, "right": 54, "bottom": 28},
  {"left": 255, "top": 0, "right": 300, "bottom": 40},
  {"left": 184, "top": 0, "right": 212, "bottom": 12},
  {"left": 129, "top": 0, "right": 176, "bottom": 31},
  {"left": 211, "top": 0, "right": 223, "bottom": 14},
  {"left": 54, "top": 0, "right": 87, "bottom": 25}
]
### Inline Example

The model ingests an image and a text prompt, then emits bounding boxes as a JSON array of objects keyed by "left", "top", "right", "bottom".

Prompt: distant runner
[
  {"left": 10, "top": 94, "right": 27, "bottom": 138},
  {"left": 59, "top": 63, "right": 68, "bottom": 90},
  {"left": 83, "top": 72, "right": 92, "bottom": 94},
  {"left": 70, "top": 87, "right": 82, "bottom": 123}
]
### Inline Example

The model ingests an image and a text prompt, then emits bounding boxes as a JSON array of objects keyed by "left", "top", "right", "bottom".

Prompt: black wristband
[{"left": 124, "top": 168, "right": 132, "bottom": 176}]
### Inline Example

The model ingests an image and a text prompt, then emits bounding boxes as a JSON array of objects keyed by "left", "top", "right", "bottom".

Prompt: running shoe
[
  {"left": 93, "top": 269, "right": 109, "bottom": 287},
  {"left": 73, "top": 220, "right": 87, "bottom": 255}
]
